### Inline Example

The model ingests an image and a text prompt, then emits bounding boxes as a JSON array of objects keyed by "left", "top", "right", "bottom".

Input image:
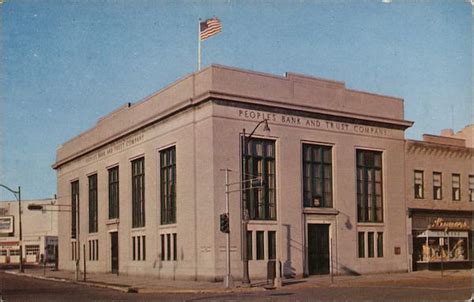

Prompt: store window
[
  {"left": 414, "top": 170, "right": 424, "bottom": 199},
  {"left": 88, "top": 174, "right": 98, "bottom": 233},
  {"left": 452, "top": 174, "right": 460, "bottom": 201},
  {"left": 413, "top": 230, "right": 468, "bottom": 263},
  {"left": 108, "top": 166, "right": 119, "bottom": 219},
  {"left": 160, "top": 147, "right": 176, "bottom": 225},
  {"left": 302, "top": 144, "right": 333, "bottom": 207},
  {"left": 131, "top": 157, "right": 145, "bottom": 228},
  {"left": 71, "top": 181, "right": 79, "bottom": 239},
  {"left": 243, "top": 139, "right": 276, "bottom": 220},
  {"left": 433, "top": 172, "right": 442, "bottom": 200},
  {"left": 356, "top": 150, "right": 383, "bottom": 223},
  {"left": 469, "top": 175, "right": 474, "bottom": 202}
]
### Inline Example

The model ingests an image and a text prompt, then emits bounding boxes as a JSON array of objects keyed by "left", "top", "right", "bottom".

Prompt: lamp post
[
  {"left": 241, "top": 119, "right": 271, "bottom": 286},
  {"left": 0, "top": 184, "right": 24, "bottom": 273}
]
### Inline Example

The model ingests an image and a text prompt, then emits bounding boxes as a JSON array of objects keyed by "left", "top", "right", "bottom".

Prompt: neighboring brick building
[{"left": 406, "top": 126, "right": 473, "bottom": 271}]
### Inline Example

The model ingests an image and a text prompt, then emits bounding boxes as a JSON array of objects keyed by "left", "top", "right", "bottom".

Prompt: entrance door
[
  {"left": 308, "top": 224, "right": 330, "bottom": 275},
  {"left": 110, "top": 232, "right": 119, "bottom": 274}
]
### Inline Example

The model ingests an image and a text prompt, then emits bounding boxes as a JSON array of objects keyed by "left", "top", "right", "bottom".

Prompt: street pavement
[{"left": 1, "top": 267, "right": 472, "bottom": 301}]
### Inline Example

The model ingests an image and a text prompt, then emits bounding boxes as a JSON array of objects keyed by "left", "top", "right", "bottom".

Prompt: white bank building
[{"left": 53, "top": 65, "right": 413, "bottom": 280}]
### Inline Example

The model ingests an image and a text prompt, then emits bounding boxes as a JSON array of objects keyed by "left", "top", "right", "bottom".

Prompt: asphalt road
[{"left": 0, "top": 271, "right": 472, "bottom": 301}]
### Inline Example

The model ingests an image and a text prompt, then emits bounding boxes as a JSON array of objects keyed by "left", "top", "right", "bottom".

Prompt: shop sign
[
  {"left": 0, "top": 216, "right": 13, "bottom": 234},
  {"left": 428, "top": 218, "right": 469, "bottom": 230}
]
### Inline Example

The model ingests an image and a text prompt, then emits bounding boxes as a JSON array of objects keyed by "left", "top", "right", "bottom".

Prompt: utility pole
[{"left": 221, "top": 168, "right": 234, "bottom": 288}]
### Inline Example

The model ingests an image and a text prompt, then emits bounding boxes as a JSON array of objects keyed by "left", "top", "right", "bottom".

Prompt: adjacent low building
[
  {"left": 406, "top": 126, "right": 473, "bottom": 271},
  {"left": 53, "top": 65, "right": 415, "bottom": 280},
  {"left": 0, "top": 198, "right": 58, "bottom": 264}
]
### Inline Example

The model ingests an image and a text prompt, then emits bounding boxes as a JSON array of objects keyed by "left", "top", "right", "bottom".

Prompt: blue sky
[{"left": 1, "top": 0, "right": 472, "bottom": 199}]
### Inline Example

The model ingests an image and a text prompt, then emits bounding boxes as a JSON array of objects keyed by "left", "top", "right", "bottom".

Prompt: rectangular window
[
  {"left": 132, "top": 237, "right": 136, "bottom": 261},
  {"left": 160, "top": 147, "right": 176, "bottom": 225},
  {"left": 160, "top": 234, "right": 165, "bottom": 260},
  {"left": 268, "top": 231, "right": 276, "bottom": 260},
  {"left": 246, "top": 231, "right": 253, "bottom": 260},
  {"left": 172, "top": 233, "right": 177, "bottom": 261},
  {"left": 377, "top": 232, "right": 383, "bottom": 257},
  {"left": 356, "top": 150, "right": 383, "bottom": 222},
  {"left": 367, "top": 232, "right": 374, "bottom": 258},
  {"left": 433, "top": 172, "right": 442, "bottom": 200},
  {"left": 166, "top": 234, "right": 171, "bottom": 261},
  {"left": 303, "top": 144, "right": 333, "bottom": 207},
  {"left": 469, "top": 175, "right": 474, "bottom": 202},
  {"left": 71, "top": 181, "right": 79, "bottom": 239},
  {"left": 88, "top": 174, "right": 98, "bottom": 233},
  {"left": 414, "top": 170, "right": 424, "bottom": 199},
  {"left": 108, "top": 166, "right": 119, "bottom": 219},
  {"left": 137, "top": 236, "right": 141, "bottom": 261},
  {"left": 131, "top": 158, "right": 145, "bottom": 228},
  {"left": 243, "top": 139, "right": 276, "bottom": 220},
  {"left": 358, "top": 232, "right": 365, "bottom": 258},
  {"left": 452, "top": 174, "right": 461, "bottom": 201},
  {"left": 142, "top": 236, "right": 146, "bottom": 261},
  {"left": 256, "top": 231, "right": 265, "bottom": 260}
]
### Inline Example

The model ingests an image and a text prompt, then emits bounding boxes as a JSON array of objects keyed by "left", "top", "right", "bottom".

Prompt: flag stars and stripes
[{"left": 200, "top": 18, "right": 222, "bottom": 41}]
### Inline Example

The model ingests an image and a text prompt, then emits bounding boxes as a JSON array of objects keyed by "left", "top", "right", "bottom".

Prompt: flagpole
[{"left": 198, "top": 18, "right": 201, "bottom": 71}]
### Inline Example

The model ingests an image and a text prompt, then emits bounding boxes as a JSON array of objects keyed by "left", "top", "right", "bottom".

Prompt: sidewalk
[{"left": 5, "top": 267, "right": 472, "bottom": 294}]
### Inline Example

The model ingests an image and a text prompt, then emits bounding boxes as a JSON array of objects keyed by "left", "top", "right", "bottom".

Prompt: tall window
[
  {"left": 358, "top": 232, "right": 365, "bottom": 258},
  {"left": 160, "top": 147, "right": 176, "bottom": 224},
  {"left": 367, "top": 232, "right": 374, "bottom": 258},
  {"left": 88, "top": 174, "right": 98, "bottom": 233},
  {"left": 356, "top": 150, "right": 383, "bottom": 223},
  {"left": 377, "top": 232, "right": 384, "bottom": 257},
  {"left": 303, "top": 144, "right": 332, "bottom": 207},
  {"left": 469, "top": 175, "right": 474, "bottom": 202},
  {"left": 256, "top": 231, "right": 265, "bottom": 260},
  {"left": 433, "top": 172, "right": 442, "bottom": 200},
  {"left": 414, "top": 170, "right": 424, "bottom": 199},
  {"left": 131, "top": 158, "right": 145, "bottom": 228},
  {"left": 71, "top": 181, "right": 79, "bottom": 239},
  {"left": 243, "top": 139, "right": 276, "bottom": 220},
  {"left": 108, "top": 167, "right": 119, "bottom": 219},
  {"left": 268, "top": 231, "right": 276, "bottom": 260},
  {"left": 452, "top": 174, "right": 461, "bottom": 201}
]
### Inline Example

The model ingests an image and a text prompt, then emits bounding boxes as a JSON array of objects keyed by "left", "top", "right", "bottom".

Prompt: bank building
[{"left": 53, "top": 65, "right": 472, "bottom": 281}]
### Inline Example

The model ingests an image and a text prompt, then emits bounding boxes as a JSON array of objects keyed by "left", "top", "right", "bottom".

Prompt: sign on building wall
[{"left": 0, "top": 216, "right": 14, "bottom": 234}]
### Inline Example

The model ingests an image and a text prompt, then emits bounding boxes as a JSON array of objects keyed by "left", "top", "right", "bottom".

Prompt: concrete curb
[
  {"left": 6, "top": 270, "right": 471, "bottom": 295},
  {"left": 3, "top": 270, "right": 265, "bottom": 294}
]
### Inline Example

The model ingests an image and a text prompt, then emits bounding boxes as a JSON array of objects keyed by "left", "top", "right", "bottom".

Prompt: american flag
[{"left": 200, "top": 18, "right": 222, "bottom": 41}]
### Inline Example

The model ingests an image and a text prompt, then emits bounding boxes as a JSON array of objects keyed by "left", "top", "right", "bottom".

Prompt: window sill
[
  {"left": 357, "top": 222, "right": 384, "bottom": 227},
  {"left": 303, "top": 208, "right": 339, "bottom": 215},
  {"left": 106, "top": 218, "right": 120, "bottom": 225}
]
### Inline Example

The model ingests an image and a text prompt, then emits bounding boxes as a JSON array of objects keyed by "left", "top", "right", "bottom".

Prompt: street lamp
[
  {"left": 0, "top": 184, "right": 24, "bottom": 273},
  {"left": 241, "top": 119, "right": 271, "bottom": 286}
]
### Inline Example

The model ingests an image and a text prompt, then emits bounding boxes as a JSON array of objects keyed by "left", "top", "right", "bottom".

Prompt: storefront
[{"left": 411, "top": 211, "right": 473, "bottom": 270}]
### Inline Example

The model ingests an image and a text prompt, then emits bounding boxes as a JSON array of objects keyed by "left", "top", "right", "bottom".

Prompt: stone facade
[{"left": 53, "top": 65, "right": 414, "bottom": 280}]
